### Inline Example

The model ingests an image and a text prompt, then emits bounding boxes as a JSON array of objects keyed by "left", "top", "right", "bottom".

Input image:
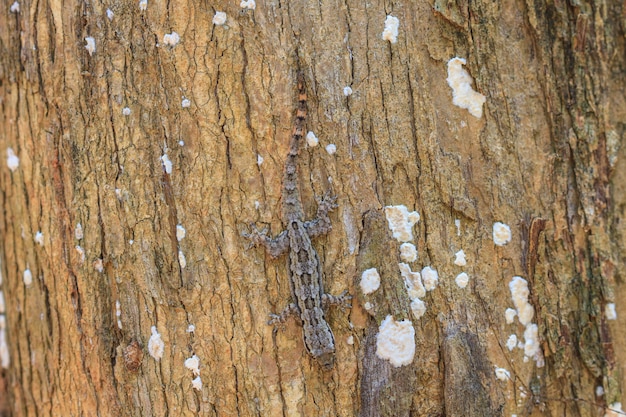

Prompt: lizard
[{"left": 244, "top": 73, "right": 350, "bottom": 369}]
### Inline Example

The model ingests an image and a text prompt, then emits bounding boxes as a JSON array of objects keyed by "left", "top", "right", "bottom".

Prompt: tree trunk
[{"left": 1, "top": 0, "right": 624, "bottom": 416}]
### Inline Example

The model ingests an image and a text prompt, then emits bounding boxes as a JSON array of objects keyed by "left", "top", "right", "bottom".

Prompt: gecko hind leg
[
  {"left": 305, "top": 193, "right": 338, "bottom": 238},
  {"left": 322, "top": 290, "right": 352, "bottom": 310},
  {"left": 268, "top": 303, "right": 301, "bottom": 327}
]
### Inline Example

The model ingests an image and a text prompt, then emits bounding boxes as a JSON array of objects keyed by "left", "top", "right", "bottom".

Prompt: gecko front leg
[
  {"left": 304, "top": 193, "right": 338, "bottom": 238},
  {"left": 243, "top": 224, "right": 290, "bottom": 258}
]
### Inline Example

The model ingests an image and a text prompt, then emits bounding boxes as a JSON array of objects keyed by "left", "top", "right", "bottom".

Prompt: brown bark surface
[{"left": 0, "top": 0, "right": 624, "bottom": 416}]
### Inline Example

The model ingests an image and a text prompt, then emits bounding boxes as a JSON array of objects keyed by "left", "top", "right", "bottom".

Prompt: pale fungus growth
[
  {"left": 454, "top": 249, "right": 466, "bottom": 266},
  {"left": 494, "top": 367, "right": 510, "bottom": 381},
  {"left": 6, "top": 148, "right": 19, "bottom": 172},
  {"left": 605, "top": 303, "right": 617, "bottom": 320},
  {"left": 184, "top": 355, "right": 200, "bottom": 376},
  {"left": 346, "top": 335, "right": 354, "bottom": 345},
  {"left": 343, "top": 86, "right": 353, "bottom": 96},
  {"left": 75, "top": 223, "right": 83, "bottom": 240},
  {"left": 399, "top": 263, "right": 425, "bottom": 300},
  {"left": 122, "top": 107, "right": 131, "bottom": 116},
  {"left": 493, "top": 222, "right": 512, "bottom": 246},
  {"left": 240, "top": 0, "right": 256, "bottom": 9},
  {"left": 84, "top": 37, "right": 96, "bottom": 56},
  {"left": 421, "top": 266, "right": 439, "bottom": 291},
  {"left": 375, "top": 315, "right": 415, "bottom": 367},
  {"left": 504, "top": 308, "right": 517, "bottom": 324},
  {"left": 186, "top": 324, "right": 195, "bottom": 333},
  {"left": 161, "top": 153, "right": 172, "bottom": 174},
  {"left": 257, "top": 154, "right": 264, "bottom": 166},
  {"left": 506, "top": 334, "right": 517, "bottom": 351},
  {"left": 75, "top": 245, "right": 86, "bottom": 263},
  {"left": 23, "top": 269, "right": 33, "bottom": 286},
  {"left": 455, "top": 272, "right": 469, "bottom": 289},
  {"left": 325, "top": 144, "right": 337, "bottom": 155},
  {"left": 509, "top": 276, "right": 534, "bottom": 326},
  {"left": 181, "top": 98, "right": 191, "bottom": 108},
  {"left": 106, "top": 8, "right": 114, "bottom": 20},
  {"left": 384, "top": 205, "right": 420, "bottom": 242},
  {"left": 93, "top": 258, "right": 104, "bottom": 273},
  {"left": 446, "top": 57, "right": 486, "bottom": 118},
  {"left": 116, "top": 300, "right": 122, "bottom": 329},
  {"left": 605, "top": 403, "right": 623, "bottom": 417},
  {"left": 162, "top": 32, "right": 180, "bottom": 47},
  {"left": 192, "top": 376, "right": 203, "bottom": 391},
  {"left": 360, "top": 268, "right": 381, "bottom": 295},
  {"left": 178, "top": 251, "right": 187, "bottom": 269},
  {"left": 176, "top": 224, "right": 186, "bottom": 241},
  {"left": 306, "top": 131, "right": 319, "bottom": 147},
  {"left": 381, "top": 15, "right": 399, "bottom": 43},
  {"left": 410, "top": 299, "right": 426, "bottom": 320},
  {"left": 148, "top": 326, "right": 164, "bottom": 360},
  {"left": 212, "top": 11, "right": 227, "bottom": 25},
  {"left": 399, "top": 243, "right": 418, "bottom": 263}
]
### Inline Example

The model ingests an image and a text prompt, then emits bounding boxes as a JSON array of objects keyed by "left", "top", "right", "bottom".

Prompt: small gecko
[{"left": 244, "top": 74, "right": 350, "bottom": 369}]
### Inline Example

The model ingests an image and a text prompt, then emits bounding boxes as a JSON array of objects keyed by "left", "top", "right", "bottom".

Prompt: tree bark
[{"left": 0, "top": 0, "right": 624, "bottom": 416}]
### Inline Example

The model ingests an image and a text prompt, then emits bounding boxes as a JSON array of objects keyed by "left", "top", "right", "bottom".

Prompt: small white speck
[
  {"left": 148, "top": 326, "right": 164, "bottom": 360},
  {"left": 596, "top": 386, "right": 604, "bottom": 397},
  {"left": 506, "top": 334, "right": 517, "bottom": 351},
  {"left": 605, "top": 303, "right": 617, "bottom": 320},
  {"left": 421, "top": 266, "right": 439, "bottom": 291},
  {"left": 410, "top": 299, "right": 426, "bottom": 320},
  {"left": 161, "top": 153, "right": 172, "bottom": 174},
  {"left": 122, "top": 107, "right": 131, "bottom": 116},
  {"left": 6, "top": 148, "right": 19, "bottom": 172},
  {"left": 306, "top": 131, "right": 319, "bottom": 147},
  {"left": 240, "top": 0, "right": 256, "bottom": 9},
  {"left": 115, "top": 300, "right": 122, "bottom": 329},
  {"left": 346, "top": 335, "right": 354, "bottom": 345},
  {"left": 75, "top": 223, "right": 83, "bottom": 240},
  {"left": 213, "top": 11, "right": 227, "bottom": 25},
  {"left": 455, "top": 272, "right": 469, "bottom": 289},
  {"left": 187, "top": 324, "right": 195, "bottom": 333},
  {"left": 115, "top": 188, "right": 122, "bottom": 199},
  {"left": 106, "top": 8, "right": 114, "bottom": 20},
  {"left": 343, "top": 86, "right": 353, "bottom": 96},
  {"left": 364, "top": 301, "right": 373, "bottom": 311},
  {"left": 382, "top": 15, "right": 399, "bottom": 43},
  {"left": 493, "top": 222, "right": 512, "bottom": 246},
  {"left": 84, "top": 37, "right": 96, "bottom": 56},
  {"left": 94, "top": 258, "right": 104, "bottom": 273},
  {"left": 129, "top": 239, "right": 134, "bottom": 245},
  {"left": 163, "top": 32, "right": 180, "bottom": 47},
  {"left": 494, "top": 367, "right": 510, "bottom": 381},
  {"left": 325, "top": 144, "right": 337, "bottom": 155},
  {"left": 178, "top": 140, "right": 184, "bottom": 146},
  {"left": 75, "top": 245, "right": 85, "bottom": 263},
  {"left": 23, "top": 269, "right": 33, "bottom": 286},
  {"left": 34, "top": 231, "right": 44, "bottom": 246},
  {"left": 504, "top": 308, "right": 517, "bottom": 324},
  {"left": 454, "top": 219, "right": 461, "bottom": 236},
  {"left": 192, "top": 375, "right": 203, "bottom": 391},
  {"left": 184, "top": 354, "right": 200, "bottom": 375},
  {"left": 257, "top": 154, "right": 264, "bottom": 166},
  {"left": 138, "top": 0, "right": 147, "bottom": 11},
  {"left": 454, "top": 249, "right": 466, "bottom": 266},
  {"left": 376, "top": 315, "right": 415, "bottom": 367},
  {"left": 399, "top": 243, "right": 417, "bottom": 262},
  {"left": 176, "top": 224, "right": 186, "bottom": 241},
  {"left": 181, "top": 98, "right": 191, "bottom": 108},
  {"left": 360, "top": 268, "right": 381, "bottom": 295},
  {"left": 9, "top": 1, "right": 19, "bottom": 12},
  {"left": 254, "top": 201, "right": 260, "bottom": 210},
  {"left": 178, "top": 251, "right": 187, "bottom": 269}
]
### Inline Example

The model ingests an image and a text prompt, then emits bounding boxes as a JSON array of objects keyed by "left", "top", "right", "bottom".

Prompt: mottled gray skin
[{"left": 245, "top": 75, "right": 348, "bottom": 369}]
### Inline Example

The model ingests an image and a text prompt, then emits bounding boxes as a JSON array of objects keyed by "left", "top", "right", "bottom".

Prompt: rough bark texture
[{"left": 0, "top": 0, "right": 624, "bottom": 416}]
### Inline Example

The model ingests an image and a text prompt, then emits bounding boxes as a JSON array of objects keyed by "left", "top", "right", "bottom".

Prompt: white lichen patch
[
  {"left": 181, "top": 98, "right": 191, "bottom": 108},
  {"left": 421, "top": 266, "right": 439, "bottom": 291},
  {"left": 138, "top": 0, "right": 147, "bottom": 11},
  {"left": 360, "top": 268, "right": 381, "bottom": 295},
  {"left": 375, "top": 315, "right": 415, "bottom": 367},
  {"left": 163, "top": 32, "right": 180, "bottom": 47},
  {"left": 446, "top": 57, "right": 486, "bottom": 118},
  {"left": 381, "top": 15, "right": 399, "bottom": 44},
  {"left": 509, "top": 276, "right": 534, "bottom": 326},
  {"left": 325, "top": 144, "right": 337, "bottom": 155},
  {"left": 9, "top": 1, "right": 19, "bottom": 12},
  {"left": 161, "top": 153, "right": 172, "bottom": 174},
  {"left": 455, "top": 219, "right": 461, "bottom": 236},
  {"left": 34, "top": 231, "right": 44, "bottom": 246},
  {"left": 504, "top": 308, "right": 517, "bottom": 324},
  {"left": 176, "top": 224, "right": 186, "bottom": 241},
  {"left": 455, "top": 272, "right": 469, "bottom": 289},
  {"left": 178, "top": 250, "right": 187, "bottom": 269},
  {"left": 347, "top": 335, "right": 354, "bottom": 345},
  {"left": 84, "top": 37, "right": 96, "bottom": 56},
  {"left": 184, "top": 354, "right": 200, "bottom": 375},
  {"left": 605, "top": 303, "right": 617, "bottom": 320},
  {"left": 94, "top": 258, "right": 104, "bottom": 273},
  {"left": 122, "top": 107, "right": 131, "bottom": 116},
  {"left": 106, "top": 8, "right": 114, "bottom": 20},
  {"left": 75, "top": 223, "right": 83, "bottom": 240},
  {"left": 506, "top": 334, "right": 517, "bottom": 351},
  {"left": 410, "top": 299, "right": 426, "bottom": 320},
  {"left": 596, "top": 386, "right": 604, "bottom": 397},
  {"left": 257, "top": 154, "right": 264, "bottom": 166},
  {"left": 384, "top": 205, "right": 420, "bottom": 242},
  {"left": 523, "top": 323, "right": 540, "bottom": 360},
  {"left": 399, "top": 243, "right": 417, "bottom": 263},
  {"left": 23, "top": 269, "right": 33, "bottom": 286},
  {"left": 493, "top": 222, "right": 512, "bottom": 246},
  {"left": 399, "top": 263, "right": 425, "bottom": 300},
  {"left": 306, "top": 131, "right": 319, "bottom": 147},
  {"left": 343, "top": 86, "right": 353, "bottom": 96},
  {"left": 213, "top": 11, "right": 227, "bottom": 25},
  {"left": 454, "top": 249, "right": 466, "bottom": 266},
  {"left": 187, "top": 324, "right": 195, "bottom": 333},
  {"left": 148, "top": 326, "right": 164, "bottom": 360},
  {"left": 192, "top": 375, "right": 203, "bottom": 391},
  {"left": 494, "top": 367, "right": 510, "bottom": 381},
  {"left": 75, "top": 245, "right": 85, "bottom": 263},
  {"left": 6, "top": 148, "right": 19, "bottom": 172},
  {"left": 604, "top": 403, "right": 623, "bottom": 417},
  {"left": 116, "top": 300, "right": 122, "bottom": 329},
  {"left": 240, "top": 0, "right": 255, "bottom": 9}
]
